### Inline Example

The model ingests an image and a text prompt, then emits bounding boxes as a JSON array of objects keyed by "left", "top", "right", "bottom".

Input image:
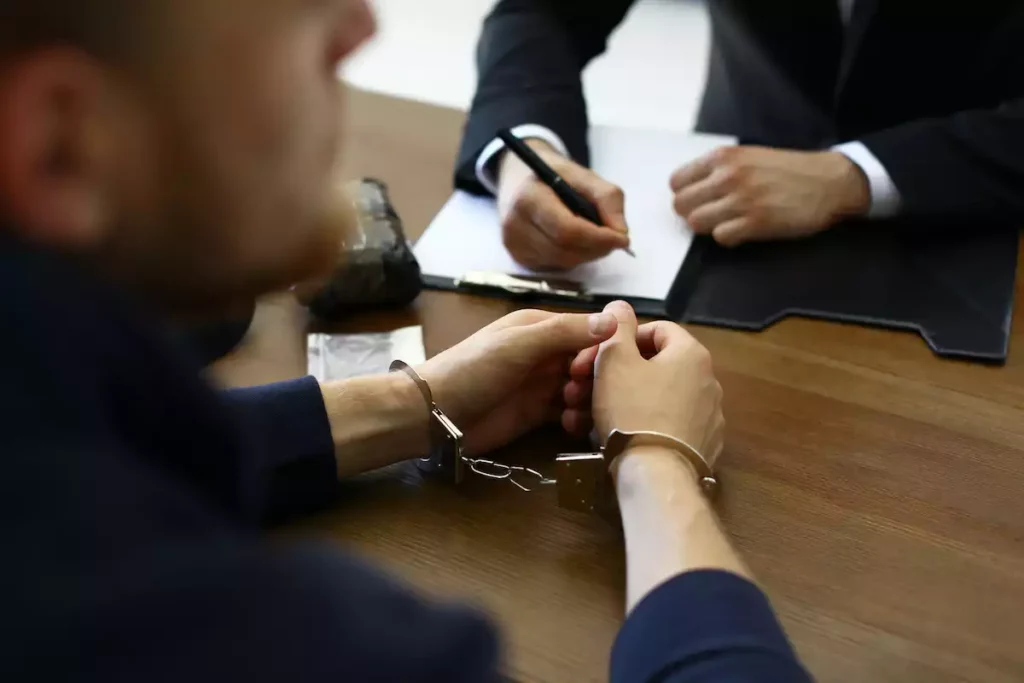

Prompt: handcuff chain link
[
  {"left": 462, "top": 456, "right": 557, "bottom": 492},
  {"left": 390, "top": 360, "right": 560, "bottom": 494}
]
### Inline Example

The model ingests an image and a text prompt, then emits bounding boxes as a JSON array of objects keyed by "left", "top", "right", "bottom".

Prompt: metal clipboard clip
[{"left": 454, "top": 271, "right": 593, "bottom": 302}]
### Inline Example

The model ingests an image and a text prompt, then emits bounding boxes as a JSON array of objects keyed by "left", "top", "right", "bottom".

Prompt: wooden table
[{"left": 216, "top": 90, "right": 1024, "bottom": 683}]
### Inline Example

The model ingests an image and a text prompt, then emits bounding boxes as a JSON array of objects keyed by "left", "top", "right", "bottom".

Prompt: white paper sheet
[{"left": 414, "top": 127, "right": 735, "bottom": 301}]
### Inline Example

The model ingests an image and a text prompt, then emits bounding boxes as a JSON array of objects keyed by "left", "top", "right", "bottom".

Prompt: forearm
[
  {"left": 860, "top": 99, "right": 1024, "bottom": 222},
  {"left": 615, "top": 446, "right": 751, "bottom": 613},
  {"left": 611, "top": 447, "right": 810, "bottom": 682},
  {"left": 319, "top": 373, "right": 429, "bottom": 479},
  {"left": 455, "top": 0, "right": 635, "bottom": 191}
]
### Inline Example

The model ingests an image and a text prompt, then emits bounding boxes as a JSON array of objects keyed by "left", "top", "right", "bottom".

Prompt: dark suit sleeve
[
  {"left": 455, "top": 0, "right": 637, "bottom": 194},
  {"left": 859, "top": 7, "right": 1024, "bottom": 225},
  {"left": 612, "top": 570, "right": 814, "bottom": 683},
  {"left": 222, "top": 377, "right": 340, "bottom": 523},
  {"left": 12, "top": 440, "right": 503, "bottom": 683},
  {"left": 80, "top": 540, "right": 503, "bottom": 683},
  {"left": 861, "top": 98, "right": 1024, "bottom": 224}
]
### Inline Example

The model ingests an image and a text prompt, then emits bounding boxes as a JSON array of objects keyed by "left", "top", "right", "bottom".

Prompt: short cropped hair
[{"left": 0, "top": 1, "right": 142, "bottom": 58}]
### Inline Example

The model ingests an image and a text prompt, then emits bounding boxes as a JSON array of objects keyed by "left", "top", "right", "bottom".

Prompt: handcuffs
[{"left": 390, "top": 360, "right": 718, "bottom": 516}]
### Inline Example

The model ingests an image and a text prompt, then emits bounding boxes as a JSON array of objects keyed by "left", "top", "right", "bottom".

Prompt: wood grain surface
[{"left": 215, "top": 89, "right": 1024, "bottom": 683}]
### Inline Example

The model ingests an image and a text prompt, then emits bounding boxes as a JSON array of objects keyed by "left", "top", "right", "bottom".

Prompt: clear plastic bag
[{"left": 307, "top": 326, "right": 425, "bottom": 382}]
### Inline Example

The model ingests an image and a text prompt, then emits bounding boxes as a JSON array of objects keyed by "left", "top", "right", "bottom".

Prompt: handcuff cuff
[{"left": 390, "top": 360, "right": 718, "bottom": 516}]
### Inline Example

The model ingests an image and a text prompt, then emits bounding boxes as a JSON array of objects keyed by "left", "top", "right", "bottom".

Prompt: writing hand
[{"left": 497, "top": 139, "right": 631, "bottom": 270}]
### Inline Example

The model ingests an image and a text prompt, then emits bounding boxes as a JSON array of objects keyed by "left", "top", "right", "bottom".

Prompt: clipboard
[{"left": 419, "top": 233, "right": 707, "bottom": 319}]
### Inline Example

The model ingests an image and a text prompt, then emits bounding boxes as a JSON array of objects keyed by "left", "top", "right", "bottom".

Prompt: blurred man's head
[{"left": 0, "top": 0, "right": 375, "bottom": 311}]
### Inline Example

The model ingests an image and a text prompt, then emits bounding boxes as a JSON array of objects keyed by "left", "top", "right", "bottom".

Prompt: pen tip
[{"left": 624, "top": 246, "right": 636, "bottom": 258}]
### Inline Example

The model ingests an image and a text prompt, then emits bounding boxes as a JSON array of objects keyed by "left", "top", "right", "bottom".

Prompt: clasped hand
[{"left": 416, "top": 302, "right": 723, "bottom": 465}]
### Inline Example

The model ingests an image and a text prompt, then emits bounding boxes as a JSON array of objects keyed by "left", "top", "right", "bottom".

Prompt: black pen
[{"left": 497, "top": 129, "right": 635, "bottom": 257}]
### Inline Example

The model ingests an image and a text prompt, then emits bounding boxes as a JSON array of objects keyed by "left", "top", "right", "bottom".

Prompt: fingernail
[{"left": 589, "top": 313, "right": 613, "bottom": 337}]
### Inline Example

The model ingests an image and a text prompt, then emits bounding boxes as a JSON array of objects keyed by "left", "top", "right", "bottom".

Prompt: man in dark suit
[{"left": 456, "top": 1, "right": 1024, "bottom": 270}]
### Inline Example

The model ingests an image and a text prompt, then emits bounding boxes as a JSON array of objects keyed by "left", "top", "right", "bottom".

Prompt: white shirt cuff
[
  {"left": 833, "top": 140, "right": 902, "bottom": 219},
  {"left": 474, "top": 124, "right": 570, "bottom": 196}
]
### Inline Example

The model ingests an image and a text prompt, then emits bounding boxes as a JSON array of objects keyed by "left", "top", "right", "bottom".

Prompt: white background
[{"left": 343, "top": 0, "right": 711, "bottom": 131}]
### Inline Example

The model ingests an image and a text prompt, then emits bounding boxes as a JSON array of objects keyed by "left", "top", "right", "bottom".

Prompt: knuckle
[
  {"left": 716, "top": 232, "right": 742, "bottom": 248},
  {"left": 675, "top": 191, "right": 697, "bottom": 216},
  {"left": 500, "top": 211, "right": 524, "bottom": 235},
  {"left": 747, "top": 206, "right": 766, "bottom": 225},
  {"left": 710, "top": 146, "right": 736, "bottom": 166},
  {"left": 669, "top": 168, "right": 688, "bottom": 191},
  {"left": 691, "top": 343, "right": 714, "bottom": 370},
  {"left": 673, "top": 193, "right": 687, "bottom": 215},
  {"left": 717, "top": 165, "right": 745, "bottom": 190},
  {"left": 550, "top": 312, "right": 574, "bottom": 332},
  {"left": 514, "top": 309, "right": 546, "bottom": 324},
  {"left": 598, "top": 184, "right": 625, "bottom": 206},
  {"left": 687, "top": 211, "right": 710, "bottom": 233}
]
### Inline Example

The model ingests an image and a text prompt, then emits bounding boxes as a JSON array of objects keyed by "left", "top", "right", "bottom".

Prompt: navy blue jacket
[{"left": 0, "top": 234, "right": 811, "bottom": 682}]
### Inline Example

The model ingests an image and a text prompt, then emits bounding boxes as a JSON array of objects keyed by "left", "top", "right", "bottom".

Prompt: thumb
[
  {"left": 525, "top": 311, "right": 619, "bottom": 355},
  {"left": 600, "top": 301, "right": 640, "bottom": 358}
]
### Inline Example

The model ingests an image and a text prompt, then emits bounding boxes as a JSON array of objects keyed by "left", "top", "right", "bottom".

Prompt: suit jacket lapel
[{"left": 835, "top": 0, "right": 881, "bottom": 98}]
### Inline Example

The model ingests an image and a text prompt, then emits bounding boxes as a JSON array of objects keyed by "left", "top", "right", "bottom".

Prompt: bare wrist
[
  {"left": 497, "top": 138, "right": 558, "bottom": 185},
  {"left": 613, "top": 445, "right": 701, "bottom": 497},
  {"left": 615, "top": 444, "right": 751, "bottom": 611},
  {"left": 320, "top": 373, "right": 430, "bottom": 478},
  {"left": 826, "top": 151, "right": 871, "bottom": 218},
  {"left": 387, "top": 370, "right": 432, "bottom": 455}
]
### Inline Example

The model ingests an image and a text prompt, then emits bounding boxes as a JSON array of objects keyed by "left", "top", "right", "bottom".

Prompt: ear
[{"left": 0, "top": 49, "right": 114, "bottom": 248}]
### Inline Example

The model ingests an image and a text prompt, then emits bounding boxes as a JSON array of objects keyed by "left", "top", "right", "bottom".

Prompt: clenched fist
[{"left": 670, "top": 146, "right": 871, "bottom": 247}]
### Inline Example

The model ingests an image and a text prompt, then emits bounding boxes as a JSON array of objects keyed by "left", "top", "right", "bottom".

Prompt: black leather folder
[{"left": 671, "top": 221, "right": 1018, "bottom": 363}]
